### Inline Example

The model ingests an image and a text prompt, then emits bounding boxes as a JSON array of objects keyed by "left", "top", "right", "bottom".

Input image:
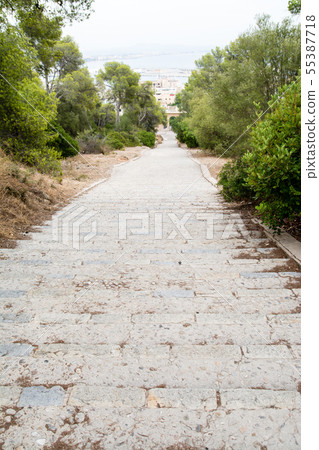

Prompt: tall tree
[
  {"left": 0, "top": 25, "right": 58, "bottom": 162},
  {"left": 0, "top": 0, "right": 94, "bottom": 22},
  {"left": 18, "top": 7, "right": 84, "bottom": 93},
  {"left": 18, "top": 8, "right": 63, "bottom": 93},
  {"left": 97, "top": 62, "right": 140, "bottom": 128},
  {"left": 178, "top": 15, "right": 301, "bottom": 155},
  {"left": 124, "top": 82, "right": 167, "bottom": 131},
  {"left": 55, "top": 68, "right": 98, "bottom": 136},
  {"left": 54, "top": 36, "right": 84, "bottom": 80}
]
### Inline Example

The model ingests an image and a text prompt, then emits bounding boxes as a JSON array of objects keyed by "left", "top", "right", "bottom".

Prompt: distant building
[{"left": 152, "top": 78, "right": 181, "bottom": 108}]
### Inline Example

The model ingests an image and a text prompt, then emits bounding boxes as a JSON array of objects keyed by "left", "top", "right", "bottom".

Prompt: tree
[
  {"left": 178, "top": 15, "right": 300, "bottom": 155},
  {"left": 92, "top": 103, "right": 116, "bottom": 129},
  {"left": 54, "top": 36, "right": 84, "bottom": 79},
  {"left": 18, "top": 8, "right": 63, "bottom": 93},
  {"left": 56, "top": 68, "right": 99, "bottom": 136},
  {"left": 0, "top": 26, "right": 57, "bottom": 151},
  {"left": 122, "top": 81, "right": 167, "bottom": 132},
  {"left": 136, "top": 82, "right": 156, "bottom": 126},
  {"left": 97, "top": 62, "right": 140, "bottom": 128},
  {"left": 288, "top": 0, "right": 301, "bottom": 15},
  {"left": 0, "top": 25, "right": 60, "bottom": 173},
  {"left": 0, "top": 0, "right": 94, "bottom": 22},
  {"left": 18, "top": 5, "right": 84, "bottom": 95}
]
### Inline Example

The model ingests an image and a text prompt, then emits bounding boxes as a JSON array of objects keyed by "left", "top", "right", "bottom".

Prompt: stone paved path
[{"left": 0, "top": 131, "right": 300, "bottom": 449}]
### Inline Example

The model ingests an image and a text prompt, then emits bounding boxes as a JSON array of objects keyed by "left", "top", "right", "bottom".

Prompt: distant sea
[{"left": 85, "top": 50, "right": 208, "bottom": 86}]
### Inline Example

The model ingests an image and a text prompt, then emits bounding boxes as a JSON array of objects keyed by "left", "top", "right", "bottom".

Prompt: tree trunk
[
  {"left": 45, "top": 72, "right": 50, "bottom": 94},
  {"left": 116, "top": 102, "right": 120, "bottom": 129}
]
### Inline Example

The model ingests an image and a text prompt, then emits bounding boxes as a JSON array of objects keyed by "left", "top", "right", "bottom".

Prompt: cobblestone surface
[{"left": 0, "top": 131, "right": 300, "bottom": 448}]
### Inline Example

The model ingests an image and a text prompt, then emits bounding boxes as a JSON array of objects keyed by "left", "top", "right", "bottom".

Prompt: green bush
[
  {"left": 178, "top": 121, "right": 198, "bottom": 148},
  {"left": 170, "top": 117, "right": 198, "bottom": 148},
  {"left": 105, "top": 131, "right": 126, "bottom": 150},
  {"left": 50, "top": 125, "right": 79, "bottom": 158},
  {"left": 120, "top": 131, "right": 141, "bottom": 147},
  {"left": 119, "top": 114, "right": 134, "bottom": 133},
  {"left": 169, "top": 116, "right": 179, "bottom": 131},
  {"left": 243, "top": 78, "right": 301, "bottom": 231},
  {"left": 218, "top": 158, "right": 254, "bottom": 201},
  {"left": 14, "top": 145, "right": 62, "bottom": 175},
  {"left": 137, "top": 130, "right": 156, "bottom": 148}
]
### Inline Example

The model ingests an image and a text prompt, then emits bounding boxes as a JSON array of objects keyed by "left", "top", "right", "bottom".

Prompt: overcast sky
[{"left": 64, "top": 0, "right": 298, "bottom": 56}]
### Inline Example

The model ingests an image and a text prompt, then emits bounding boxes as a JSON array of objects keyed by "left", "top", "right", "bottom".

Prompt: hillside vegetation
[
  {"left": 0, "top": 2, "right": 166, "bottom": 176},
  {"left": 172, "top": 10, "right": 301, "bottom": 233}
]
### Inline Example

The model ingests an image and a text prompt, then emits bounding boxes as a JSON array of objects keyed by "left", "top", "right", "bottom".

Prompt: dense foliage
[
  {"left": 170, "top": 117, "right": 198, "bottom": 148},
  {"left": 0, "top": 26, "right": 60, "bottom": 173},
  {"left": 218, "top": 77, "right": 301, "bottom": 231},
  {"left": 0, "top": 0, "right": 94, "bottom": 22},
  {"left": 173, "top": 10, "right": 301, "bottom": 232},
  {"left": 0, "top": 4, "right": 164, "bottom": 174},
  {"left": 244, "top": 78, "right": 301, "bottom": 230},
  {"left": 50, "top": 125, "right": 79, "bottom": 157},
  {"left": 137, "top": 130, "right": 156, "bottom": 148},
  {"left": 217, "top": 159, "right": 254, "bottom": 202},
  {"left": 176, "top": 15, "right": 300, "bottom": 157}
]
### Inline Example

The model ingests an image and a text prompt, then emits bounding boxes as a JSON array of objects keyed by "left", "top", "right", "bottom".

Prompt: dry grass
[{"left": 0, "top": 147, "right": 143, "bottom": 248}]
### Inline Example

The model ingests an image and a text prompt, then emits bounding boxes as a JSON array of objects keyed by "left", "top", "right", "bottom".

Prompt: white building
[{"left": 152, "top": 79, "right": 181, "bottom": 108}]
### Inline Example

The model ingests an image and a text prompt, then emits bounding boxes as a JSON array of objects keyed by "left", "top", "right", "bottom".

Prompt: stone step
[
  {"left": 0, "top": 403, "right": 300, "bottom": 449},
  {"left": 0, "top": 356, "right": 300, "bottom": 390}
]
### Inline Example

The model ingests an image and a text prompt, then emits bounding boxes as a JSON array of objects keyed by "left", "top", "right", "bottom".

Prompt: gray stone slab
[
  {"left": 20, "top": 260, "right": 49, "bottom": 265},
  {"left": 0, "top": 343, "right": 34, "bottom": 357},
  {"left": 240, "top": 272, "right": 279, "bottom": 278},
  {"left": 0, "top": 290, "right": 27, "bottom": 298},
  {"left": 18, "top": 386, "right": 66, "bottom": 407},
  {"left": 278, "top": 272, "right": 301, "bottom": 277},
  {"left": 82, "top": 260, "right": 115, "bottom": 265},
  {"left": 0, "top": 313, "right": 32, "bottom": 323}
]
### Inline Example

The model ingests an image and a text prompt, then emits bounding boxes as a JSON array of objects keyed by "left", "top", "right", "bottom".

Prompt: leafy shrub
[
  {"left": 178, "top": 121, "right": 198, "bottom": 148},
  {"left": 120, "top": 131, "right": 141, "bottom": 147},
  {"left": 0, "top": 29, "right": 58, "bottom": 154},
  {"left": 119, "top": 114, "right": 135, "bottom": 133},
  {"left": 243, "top": 78, "right": 301, "bottom": 231},
  {"left": 105, "top": 131, "right": 126, "bottom": 150},
  {"left": 77, "top": 130, "right": 106, "bottom": 154},
  {"left": 50, "top": 125, "right": 79, "bottom": 158},
  {"left": 169, "top": 116, "right": 178, "bottom": 131},
  {"left": 14, "top": 145, "right": 62, "bottom": 175},
  {"left": 137, "top": 130, "right": 156, "bottom": 148},
  {"left": 170, "top": 117, "right": 198, "bottom": 148},
  {"left": 218, "top": 158, "right": 254, "bottom": 201}
]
